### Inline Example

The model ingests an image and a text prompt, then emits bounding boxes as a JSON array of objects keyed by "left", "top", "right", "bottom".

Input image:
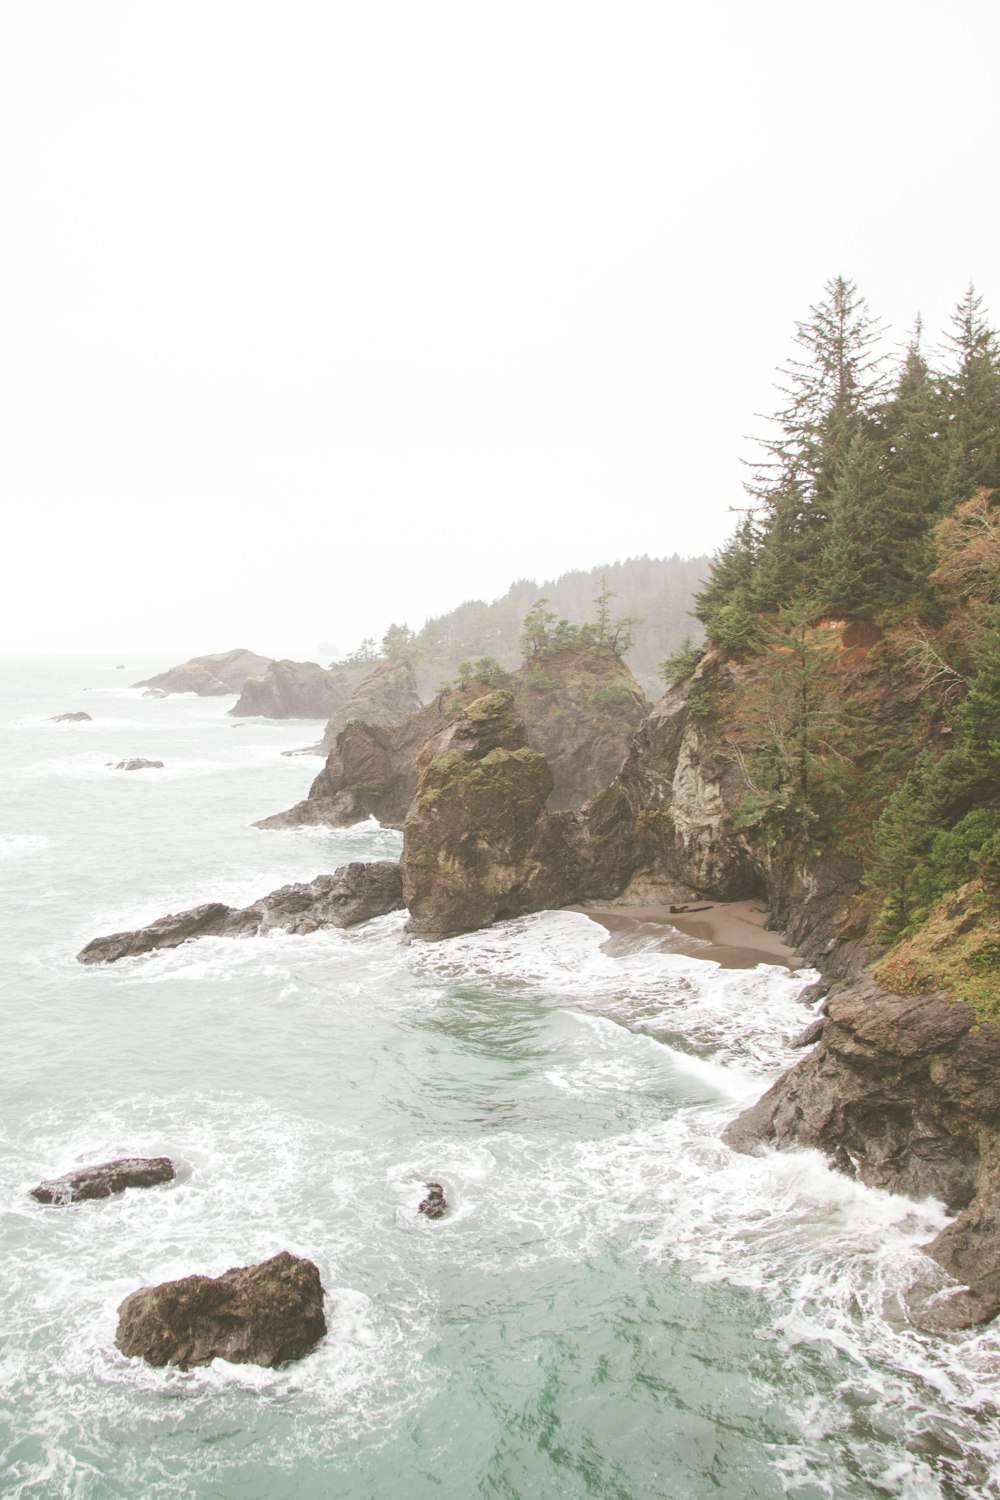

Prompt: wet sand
[{"left": 571, "top": 899, "right": 802, "bottom": 970}]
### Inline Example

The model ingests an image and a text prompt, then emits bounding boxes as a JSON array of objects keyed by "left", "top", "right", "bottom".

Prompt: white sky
[{"left": 2, "top": 0, "right": 998, "bottom": 659}]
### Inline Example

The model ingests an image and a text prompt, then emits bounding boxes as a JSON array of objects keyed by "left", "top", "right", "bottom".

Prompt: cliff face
[
  {"left": 317, "top": 661, "right": 422, "bottom": 755},
  {"left": 229, "top": 660, "right": 362, "bottom": 719}
]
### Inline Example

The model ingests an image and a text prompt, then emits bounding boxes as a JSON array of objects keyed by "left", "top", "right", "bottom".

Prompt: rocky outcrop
[
  {"left": 30, "top": 1157, "right": 175, "bottom": 1204},
  {"left": 261, "top": 647, "right": 649, "bottom": 832},
  {"left": 110, "top": 758, "right": 164, "bottom": 771},
  {"left": 419, "top": 1183, "right": 447, "bottom": 1219},
  {"left": 115, "top": 1251, "right": 326, "bottom": 1369},
  {"left": 724, "top": 977, "right": 1000, "bottom": 1328},
  {"left": 133, "top": 649, "right": 272, "bottom": 697},
  {"left": 50, "top": 711, "right": 92, "bottom": 722},
  {"left": 257, "top": 683, "right": 488, "bottom": 831},
  {"left": 401, "top": 691, "right": 581, "bottom": 938},
  {"left": 514, "top": 646, "right": 650, "bottom": 810},
  {"left": 229, "top": 660, "right": 361, "bottom": 719},
  {"left": 77, "top": 862, "right": 404, "bottom": 964},
  {"left": 318, "top": 660, "right": 423, "bottom": 754}
]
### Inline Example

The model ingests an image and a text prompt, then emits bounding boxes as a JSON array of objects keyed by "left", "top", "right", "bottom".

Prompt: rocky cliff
[
  {"left": 229, "top": 659, "right": 362, "bottom": 719},
  {"left": 134, "top": 649, "right": 272, "bottom": 696},
  {"left": 260, "top": 646, "right": 649, "bottom": 832},
  {"left": 317, "top": 660, "right": 423, "bottom": 754},
  {"left": 400, "top": 691, "right": 581, "bottom": 938}
]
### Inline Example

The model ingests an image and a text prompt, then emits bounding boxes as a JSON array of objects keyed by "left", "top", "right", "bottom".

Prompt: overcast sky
[{"left": 2, "top": 0, "right": 998, "bottom": 660}]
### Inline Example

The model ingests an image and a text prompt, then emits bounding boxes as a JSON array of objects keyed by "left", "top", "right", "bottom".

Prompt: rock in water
[
  {"left": 111, "top": 759, "right": 164, "bottom": 771},
  {"left": 30, "top": 1157, "right": 175, "bottom": 1203},
  {"left": 132, "top": 649, "right": 273, "bottom": 697},
  {"left": 419, "top": 1182, "right": 447, "bottom": 1219},
  {"left": 77, "top": 862, "right": 404, "bottom": 963},
  {"left": 115, "top": 1251, "right": 327, "bottom": 1369},
  {"left": 49, "top": 711, "right": 92, "bottom": 722}
]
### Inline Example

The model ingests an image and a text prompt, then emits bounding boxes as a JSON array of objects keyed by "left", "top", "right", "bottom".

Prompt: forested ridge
[{"left": 689, "top": 276, "right": 1000, "bottom": 1009}]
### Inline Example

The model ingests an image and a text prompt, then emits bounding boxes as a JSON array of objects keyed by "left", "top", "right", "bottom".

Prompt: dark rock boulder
[
  {"left": 419, "top": 1182, "right": 447, "bottom": 1219},
  {"left": 229, "top": 660, "right": 360, "bottom": 720},
  {"left": 110, "top": 759, "right": 164, "bottom": 771},
  {"left": 115, "top": 1251, "right": 326, "bottom": 1369},
  {"left": 133, "top": 649, "right": 272, "bottom": 697},
  {"left": 401, "top": 690, "right": 582, "bottom": 939},
  {"left": 30, "top": 1157, "right": 176, "bottom": 1204},
  {"left": 77, "top": 862, "right": 404, "bottom": 964},
  {"left": 723, "top": 977, "right": 1000, "bottom": 1328},
  {"left": 50, "top": 711, "right": 92, "bottom": 723}
]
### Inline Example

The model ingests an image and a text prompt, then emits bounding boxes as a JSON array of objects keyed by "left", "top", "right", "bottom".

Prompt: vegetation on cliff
[{"left": 693, "top": 276, "right": 1000, "bottom": 1009}]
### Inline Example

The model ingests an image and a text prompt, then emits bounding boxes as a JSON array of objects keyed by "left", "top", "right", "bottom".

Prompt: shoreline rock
[
  {"left": 77, "top": 862, "right": 404, "bottom": 964},
  {"left": 115, "top": 1251, "right": 326, "bottom": 1369},
  {"left": 31, "top": 1157, "right": 176, "bottom": 1204},
  {"left": 133, "top": 649, "right": 272, "bottom": 697},
  {"left": 723, "top": 977, "right": 1000, "bottom": 1328}
]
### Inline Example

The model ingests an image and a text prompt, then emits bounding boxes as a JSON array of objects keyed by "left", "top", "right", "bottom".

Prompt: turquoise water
[{"left": 1, "top": 657, "right": 998, "bottom": 1499}]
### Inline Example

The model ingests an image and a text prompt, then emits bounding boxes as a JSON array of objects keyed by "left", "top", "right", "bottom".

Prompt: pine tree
[
  {"left": 818, "top": 432, "right": 889, "bottom": 615},
  {"left": 748, "top": 276, "right": 887, "bottom": 596},
  {"left": 941, "top": 285, "right": 1000, "bottom": 506}
]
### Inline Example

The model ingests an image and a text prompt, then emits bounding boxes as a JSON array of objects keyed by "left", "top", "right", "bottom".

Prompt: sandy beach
[{"left": 571, "top": 899, "right": 802, "bottom": 970}]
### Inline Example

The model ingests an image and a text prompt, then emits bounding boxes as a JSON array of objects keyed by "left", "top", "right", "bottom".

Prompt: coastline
[{"left": 571, "top": 898, "right": 802, "bottom": 971}]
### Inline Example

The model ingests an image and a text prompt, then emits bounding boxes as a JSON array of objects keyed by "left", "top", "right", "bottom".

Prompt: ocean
[{"left": 1, "top": 656, "right": 997, "bottom": 1499}]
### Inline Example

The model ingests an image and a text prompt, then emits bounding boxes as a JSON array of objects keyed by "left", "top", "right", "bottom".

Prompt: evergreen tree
[
  {"left": 747, "top": 276, "right": 887, "bottom": 594},
  {"left": 941, "top": 285, "right": 1000, "bottom": 505},
  {"left": 818, "top": 432, "right": 889, "bottom": 615}
]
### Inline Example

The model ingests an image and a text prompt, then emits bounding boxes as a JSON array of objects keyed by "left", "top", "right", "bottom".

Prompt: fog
[{"left": 2, "top": 1, "right": 998, "bottom": 659}]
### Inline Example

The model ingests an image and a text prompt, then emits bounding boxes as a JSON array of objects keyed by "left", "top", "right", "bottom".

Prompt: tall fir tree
[
  {"left": 747, "top": 276, "right": 887, "bottom": 602},
  {"left": 941, "top": 285, "right": 1000, "bottom": 506}
]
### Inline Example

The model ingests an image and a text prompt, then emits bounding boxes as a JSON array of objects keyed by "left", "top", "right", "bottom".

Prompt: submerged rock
[
  {"left": 419, "top": 1182, "right": 447, "bottom": 1219},
  {"left": 49, "top": 711, "right": 92, "bottom": 723},
  {"left": 31, "top": 1157, "right": 175, "bottom": 1204},
  {"left": 110, "top": 758, "right": 164, "bottom": 771},
  {"left": 77, "top": 862, "right": 404, "bottom": 964},
  {"left": 724, "top": 977, "right": 1000, "bottom": 1328},
  {"left": 133, "top": 649, "right": 272, "bottom": 697},
  {"left": 115, "top": 1251, "right": 326, "bottom": 1369}
]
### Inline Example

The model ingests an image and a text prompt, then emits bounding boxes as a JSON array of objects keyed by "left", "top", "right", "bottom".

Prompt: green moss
[
  {"left": 465, "top": 690, "right": 514, "bottom": 722},
  {"left": 873, "top": 879, "right": 1000, "bottom": 1018}
]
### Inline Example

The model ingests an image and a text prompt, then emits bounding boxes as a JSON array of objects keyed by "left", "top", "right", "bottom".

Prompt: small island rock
[
  {"left": 115, "top": 1251, "right": 326, "bottom": 1369},
  {"left": 31, "top": 1156, "right": 176, "bottom": 1204},
  {"left": 110, "top": 759, "right": 164, "bottom": 771},
  {"left": 50, "top": 711, "right": 92, "bottom": 722},
  {"left": 418, "top": 1182, "right": 448, "bottom": 1219}
]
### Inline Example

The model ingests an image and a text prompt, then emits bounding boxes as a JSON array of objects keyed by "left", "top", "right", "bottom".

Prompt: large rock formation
[
  {"left": 257, "top": 683, "right": 489, "bottom": 831},
  {"left": 115, "top": 1251, "right": 326, "bottom": 1369},
  {"left": 228, "top": 659, "right": 362, "bottom": 719},
  {"left": 260, "top": 647, "right": 650, "bottom": 832},
  {"left": 724, "top": 978, "right": 1000, "bottom": 1329},
  {"left": 401, "top": 690, "right": 581, "bottom": 938},
  {"left": 318, "top": 660, "right": 423, "bottom": 754},
  {"left": 77, "top": 862, "right": 404, "bottom": 964},
  {"left": 133, "top": 649, "right": 272, "bottom": 697},
  {"left": 31, "top": 1157, "right": 176, "bottom": 1204}
]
